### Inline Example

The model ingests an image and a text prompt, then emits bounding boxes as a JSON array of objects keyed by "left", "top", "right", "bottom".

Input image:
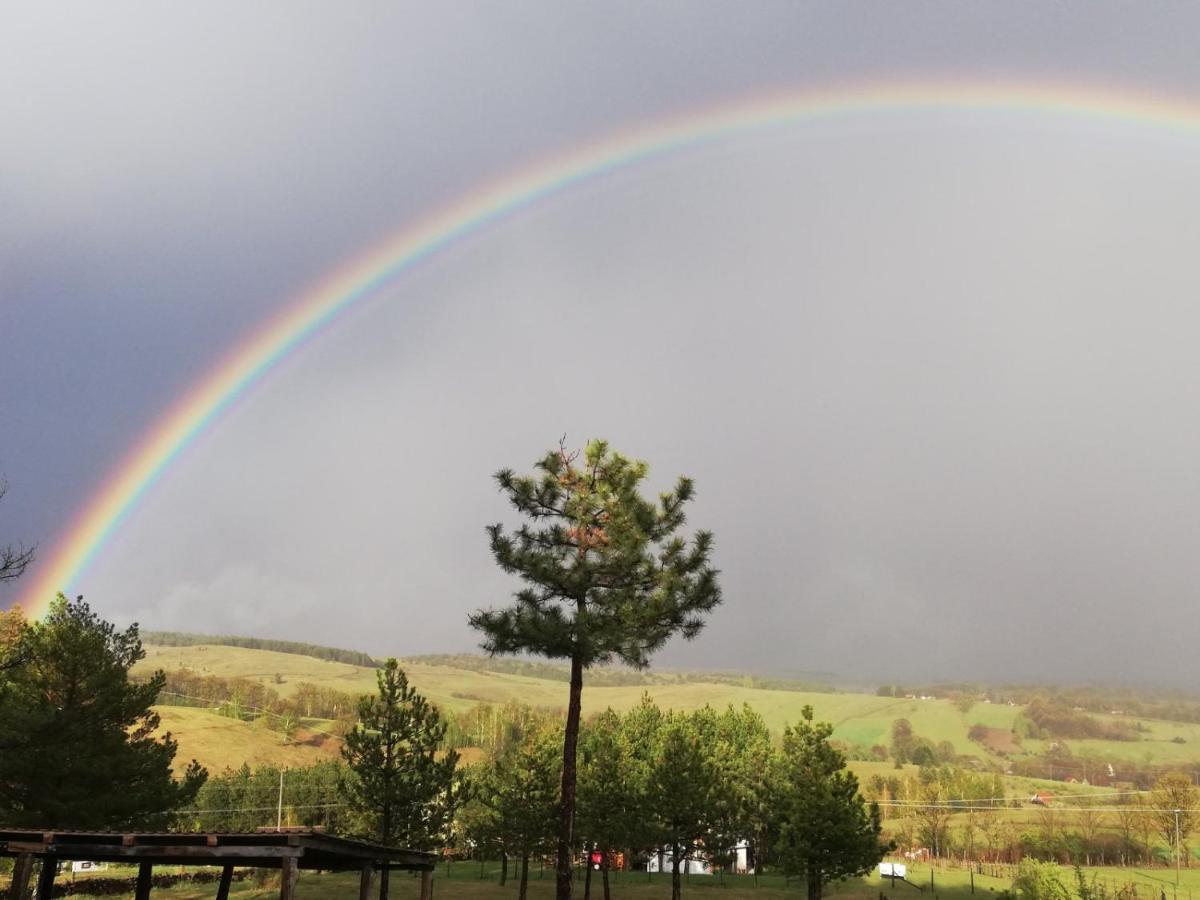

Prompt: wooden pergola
[{"left": 0, "top": 827, "right": 436, "bottom": 900}]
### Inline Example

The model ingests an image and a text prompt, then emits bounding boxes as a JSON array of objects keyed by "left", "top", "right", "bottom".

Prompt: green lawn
[{"left": 15, "top": 857, "right": 1200, "bottom": 900}]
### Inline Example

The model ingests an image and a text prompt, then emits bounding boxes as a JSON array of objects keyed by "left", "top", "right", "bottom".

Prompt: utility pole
[{"left": 1176, "top": 808, "right": 1182, "bottom": 891}]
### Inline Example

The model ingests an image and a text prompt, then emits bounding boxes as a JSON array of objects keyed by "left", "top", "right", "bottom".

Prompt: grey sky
[{"left": 4, "top": 3, "right": 1200, "bottom": 685}]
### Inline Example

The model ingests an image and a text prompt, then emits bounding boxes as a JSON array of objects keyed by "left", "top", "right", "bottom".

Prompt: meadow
[
  {"left": 137, "top": 641, "right": 1200, "bottom": 792},
  {"left": 137, "top": 644, "right": 1029, "bottom": 770}
]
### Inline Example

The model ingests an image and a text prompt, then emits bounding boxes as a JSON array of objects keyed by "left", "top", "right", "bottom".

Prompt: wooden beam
[
  {"left": 280, "top": 856, "right": 299, "bottom": 900},
  {"left": 33, "top": 856, "right": 56, "bottom": 900},
  {"left": 419, "top": 868, "right": 433, "bottom": 900},
  {"left": 33, "top": 843, "right": 302, "bottom": 861},
  {"left": 215, "top": 864, "right": 234, "bottom": 900},
  {"left": 359, "top": 862, "right": 375, "bottom": 900},
  {"left": 7, "top": 853, "right": 32, "bottom": 900},
  {"left": 135, "top": 861, "right": 154, "bottom": 900}
]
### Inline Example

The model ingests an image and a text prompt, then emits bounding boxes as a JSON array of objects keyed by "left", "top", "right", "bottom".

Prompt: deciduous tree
[
  {"left": 0, "top": 477, "right": 34, "bottom": 585},
  {"left": 471, "top": 439, "right": 721, "bottom": 900},
  {"left": 1150, "top": 773, "right": 1199, "bottom": 869}
]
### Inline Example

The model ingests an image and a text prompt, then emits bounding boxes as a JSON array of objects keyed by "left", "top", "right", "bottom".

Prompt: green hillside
[
  {"left": 138, "top": 641, "right": 1200, "bottom": 781},
  {"left": 136, "top": 644, "right": 1003, "bottom": 751},
  {"left": 151, "top": 706, "right": 341, "bottom": 773}
]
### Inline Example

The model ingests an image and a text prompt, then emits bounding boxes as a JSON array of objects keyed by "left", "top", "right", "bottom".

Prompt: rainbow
[{"left": 17, "top": 79, "right": 1200, "bottom": 617}]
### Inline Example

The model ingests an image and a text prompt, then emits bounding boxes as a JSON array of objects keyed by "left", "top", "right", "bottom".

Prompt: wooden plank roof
[{"left": 0, "top": 828, "right": 436, "bottom": 871}]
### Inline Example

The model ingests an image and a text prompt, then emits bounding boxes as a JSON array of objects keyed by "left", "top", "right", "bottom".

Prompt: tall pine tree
[{"left": 470, "top": 439, "right": 721, "bottom": 900}]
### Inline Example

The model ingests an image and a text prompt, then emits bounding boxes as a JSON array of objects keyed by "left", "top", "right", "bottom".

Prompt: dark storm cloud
[{"left": 6, "top": 2, "right": 1200, "bottom": 686}]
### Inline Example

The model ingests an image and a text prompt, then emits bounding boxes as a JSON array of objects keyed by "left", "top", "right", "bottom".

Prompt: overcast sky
[{"left": 6, "top": 3, "right": 1200, "bottom": 686}]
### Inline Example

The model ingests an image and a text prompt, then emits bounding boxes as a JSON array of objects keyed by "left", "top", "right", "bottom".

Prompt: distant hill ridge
[
  {"left": 404, "top": 653, "right": 838, "bottom": 692},
  {"left": 140, "top": 633, "right": 836, "bottom": 693},
  {"left": 141, "top": 631, "right": 380, "bottom": 668}
]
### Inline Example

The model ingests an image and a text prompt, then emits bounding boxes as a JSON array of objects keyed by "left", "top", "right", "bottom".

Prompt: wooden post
[
  {"left": 135, "top": 862, "right": 154, "bottom": 900},
  {"left": 34, "top": 857, "right": 58, "bottom": 900},
  {"left": 359, "top": 863, "right": 375, "bottom": 900},
  {"left": 379, "top": 866, "right": 391, "bottom": 900},
  {"left": 420, "top": 869, "right": 433, "bottom": 900},
  {"left": 215, "top": 865, "right": 235, "bottom": 900},
  {"left": 280, "top": 857, "right": 299, "bottom": 900},
  {"left": 7, "top": 854, "right": 33, "bottom": 900}
]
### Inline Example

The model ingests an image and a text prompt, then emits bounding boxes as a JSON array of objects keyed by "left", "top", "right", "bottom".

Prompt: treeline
[
  {"left": 142, "top": 631, "right": 379, "bottom": 668},
  {"left": 180, "top": 761, "right": 348, "bottom": 834},
  {"left": 457, "top": 697, "right": 884, "bottom": 900},
  {"left": 867, "top": 767, "right": 1200, "bottom": 868},
  {"left": 1016, "top": 699, "right": 1139, "bottom": 742}
]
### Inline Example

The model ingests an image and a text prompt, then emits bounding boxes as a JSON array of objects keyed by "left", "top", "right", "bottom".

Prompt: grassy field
[
  {"left": 152, "top": 706, "right": 341, "bottom": 773},
  {"left": 135, "top": 646, "right": 1010, "bottom": 759}
]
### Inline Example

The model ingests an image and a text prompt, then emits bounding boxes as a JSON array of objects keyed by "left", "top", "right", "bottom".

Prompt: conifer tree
[
  {"left": 486, "top": 723, "right": 562, "bottom": 900},
  {"left": 651, "top": 710, "right": 720, "bottom": 900},
  {"left": 341, "top": 659, "right": 460, "bottom": 898},
  {"left": 471, "top": 439, "right": 720, "bottom": 900},
  {"left": 577, "top": 709, "right": 630, "bottom": 900},
  {"left": 0, "top": 594, "right": 206, "bottom": 828},
  {"left": 775, "top": 706, "right": 888, "bottom": 900}
]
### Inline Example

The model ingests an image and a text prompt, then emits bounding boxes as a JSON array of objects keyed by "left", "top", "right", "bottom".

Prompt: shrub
[{"left": 1012, "top": 859, "right": 1071, "bottom": 900}]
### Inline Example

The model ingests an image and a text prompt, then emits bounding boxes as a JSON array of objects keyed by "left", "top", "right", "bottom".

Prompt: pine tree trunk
[
  {"left": 672, "top": 844, "right": 682, "bottom": 900},
  {"left": 501, "top": 851, "right": 508, "bottom": 886},
  {"left": 556, "top": 650, "right": 585, "bottom": 900},
  {"left": 807, "top": 872, "right": 823, "bottom": 900},
  {"left": 602, "top": 850, "right": 611, "bottom": 900},
  {"left": 380, "top": 866, "right": 391, "bottom": 900},
  {"left": 519, "top": 852, "right": 531, "bottom": 900}
]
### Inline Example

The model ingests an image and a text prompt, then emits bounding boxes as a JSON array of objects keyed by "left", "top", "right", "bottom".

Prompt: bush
[{"left": 1012, "top": 859, "right": 1071, "bottom": 900}]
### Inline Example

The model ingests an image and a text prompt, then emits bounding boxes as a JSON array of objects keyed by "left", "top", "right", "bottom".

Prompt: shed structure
[{"left": 0, "top": 827, "right": 435, "bottom": 900}]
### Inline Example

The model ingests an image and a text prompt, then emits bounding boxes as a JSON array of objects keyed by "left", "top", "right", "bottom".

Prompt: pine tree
[
  {"left": 486, "top": 723, "right": 562, "bottom": 900},
  {"left": 651, "top": 709, "right": 720, "bottom": 900},
  {"left": 471, "top": 439, "right": 721, "bottom": 900},
  {"left": 577, "top": 709, "right": 630, "bottom": 900},
  {"left": 775, "top": 706, "right": 888, "bottom": 900},
  {"left": 708, "top": 705, "right": 775, "bottom": 877},
  {"left": 341, "top": 659, "right": 460, "bottom": 898},
  {"left": 0, "top": 594, "right": 206, "bottom": 828}
]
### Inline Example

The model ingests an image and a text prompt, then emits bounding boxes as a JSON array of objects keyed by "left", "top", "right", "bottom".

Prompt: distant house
[{"left": 1030, "top": 792, "right": 1053, "bottom": 806}]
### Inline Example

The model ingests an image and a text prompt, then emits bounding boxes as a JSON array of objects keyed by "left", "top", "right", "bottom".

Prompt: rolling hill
[{"left": 136, "top": 639, "right": 1200, "bottom": 786}]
